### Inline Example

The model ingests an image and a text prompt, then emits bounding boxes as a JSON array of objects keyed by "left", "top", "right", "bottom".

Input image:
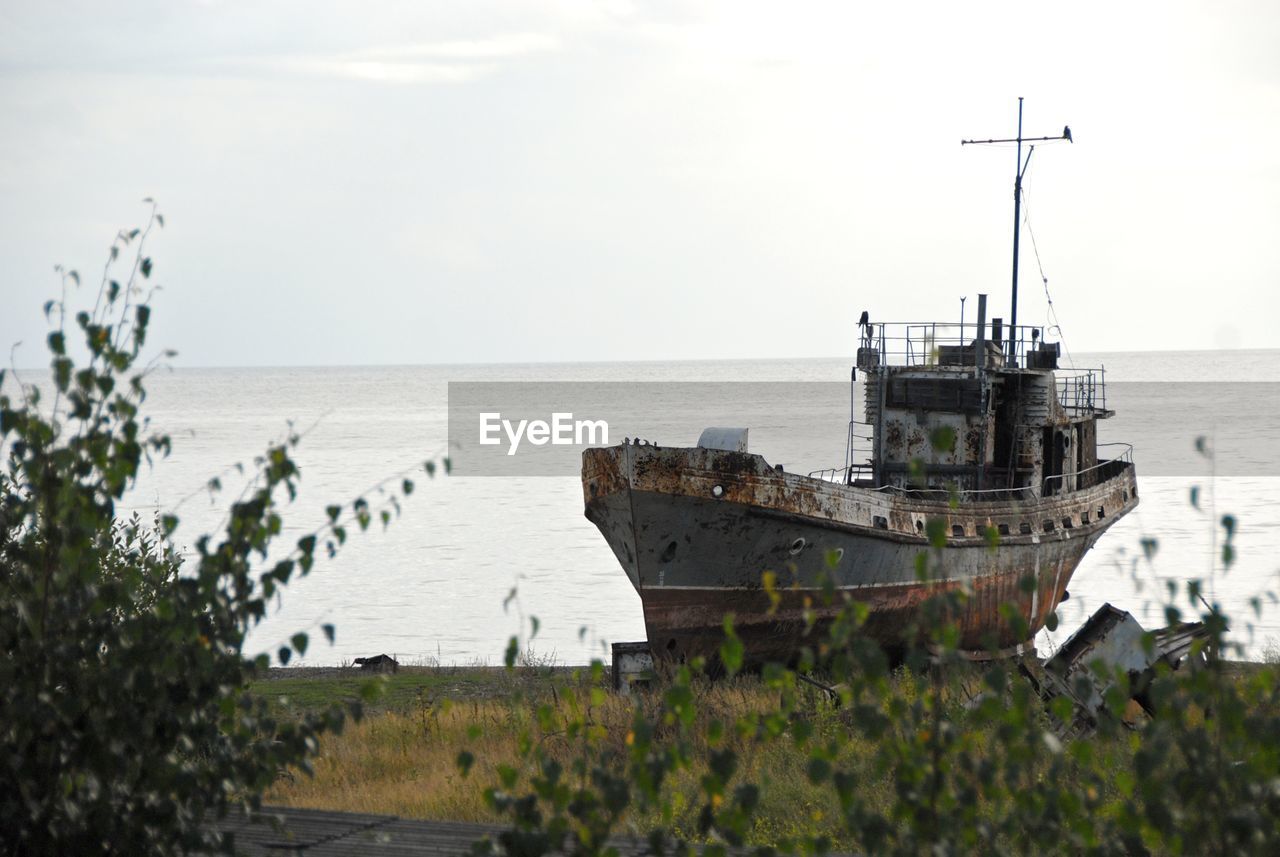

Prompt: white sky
[{"left": 2, "top": 1, "right": 1278, "bottom": 366}]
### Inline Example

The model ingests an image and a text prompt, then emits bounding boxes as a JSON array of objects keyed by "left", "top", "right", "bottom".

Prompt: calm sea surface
[{"left": 100, "top": 350, "right": 1280, "bottom": 663}]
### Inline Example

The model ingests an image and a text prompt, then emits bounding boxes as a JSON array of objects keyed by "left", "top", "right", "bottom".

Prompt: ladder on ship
[
  {"left": 1003, "top": 378, "right": 1051, "bottom": 491},
  {"left": 844, "top": 420, "right": 875, "bottom": 484},
  {"left": 1012, "top": 425, "right": 1037, "bottom": 490}
]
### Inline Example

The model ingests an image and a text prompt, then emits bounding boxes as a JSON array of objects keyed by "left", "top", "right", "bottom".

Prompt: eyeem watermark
[
  {"left": 479, "top": 412, "right": 609, "bottom": 455},
  {"left": 448, "top": 380, "right": 1280, "bottom": 476}
]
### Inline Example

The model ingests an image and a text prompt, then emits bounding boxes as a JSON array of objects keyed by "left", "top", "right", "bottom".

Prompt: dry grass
[
  {"left": 261, "top": 663, "right": 585, "bottom": 819},
  {"left": 268, "top": 705, "right": 505, "bottom": 821},
  {"left": 263, "top": 673, "right": 870, "bottom": 840}
]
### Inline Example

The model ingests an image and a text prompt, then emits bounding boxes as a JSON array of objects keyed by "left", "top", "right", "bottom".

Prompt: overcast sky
[{"left": 2, "top": 1, "right": 1277, "bottom": 367}]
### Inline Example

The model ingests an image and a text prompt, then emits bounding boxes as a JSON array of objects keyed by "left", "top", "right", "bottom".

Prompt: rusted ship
[
  {"left": 582, "top": 312, "right": 1136, "bottom": 664},
  {"left": 582, "top": 105, "right": 1137, "bottom": 665}
]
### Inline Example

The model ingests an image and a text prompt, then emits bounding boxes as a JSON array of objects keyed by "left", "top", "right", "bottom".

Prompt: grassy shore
[
  {"left": 257, "top": 664, "right": 572, "bottom": 823},
  {"left": 255, "top": 660, "right": 1279, "bottom": 848},
  {"left": 256, "top": 663, "right": 869, "bottom": 840}
]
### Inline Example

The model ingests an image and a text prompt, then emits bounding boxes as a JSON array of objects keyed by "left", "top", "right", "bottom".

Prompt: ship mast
[{"left": 962, "top": 98, "right": 1071, "bottom": 364}]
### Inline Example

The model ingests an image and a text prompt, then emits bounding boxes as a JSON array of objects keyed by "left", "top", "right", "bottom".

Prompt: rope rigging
[{"left": 1019, "top": 176, "right": 1076, "bottom": 370}]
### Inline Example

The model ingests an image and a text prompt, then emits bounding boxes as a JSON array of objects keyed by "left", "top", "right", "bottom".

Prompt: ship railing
[
  {"left": 805, "top": 420, "right": 875, "bottom": 484},
  {"left": 874, "top": 483, "right": 1038, "bottom": 502},
  {"left": 1055, "top": 368, "right": 1108, "bottom": 414},
  {"left": 856, "top": 321, "right": 1054, "bottom": 369},
  {"left": 808, "top": 443, "right": 1134, "bottom": 497},
  {"left": 1045, "top": 443, "right": 1134, "bottom": 492},
  {"left": 808, "top": 464, "right": 874, "bottom": 485},
  {"left": 901, "top": 444, "right": 1134, "bottom": 500},
  {"left": 1094, "top": 442, "right": 1133, "bottom": 462},
  {"left": 961, "top": 445, "right": 1135, "bottom": 499}
]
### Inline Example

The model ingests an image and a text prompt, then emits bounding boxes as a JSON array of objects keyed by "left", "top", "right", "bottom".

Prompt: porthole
[
  {"left": 1043, "top": 520, "right": 1055, "bottom": 532},
  {"left": 831, "top": 547, "right": 845, "bottom": 563},
  {"left": 1062, "top": 517, "right": 1073, "bottom": 529},
  {"left": 873, "top": 515, "right": 888, "bottom": 530},
  {"left": 660, "top": 541, "right": 678, "bottom": 562},
  {"left": 951, "top": 524, "right": 965, "bottom": 538},
  {"left": 1019, "top": 522, "right": 1032, "bottom": 535},
  {"left": 711, "top": 484, "right": 724, "bottom": 498},
  {"left": 998, "top": 523, "right": 1011, "bottom": 536},
  {"left": 789, "top": 538, "right": 806, "bottom": 556}
]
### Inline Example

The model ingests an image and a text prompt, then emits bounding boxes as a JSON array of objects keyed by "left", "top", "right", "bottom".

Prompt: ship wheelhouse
[{"left": 827, "top": 299, "right": 1132, "bottom": 505}]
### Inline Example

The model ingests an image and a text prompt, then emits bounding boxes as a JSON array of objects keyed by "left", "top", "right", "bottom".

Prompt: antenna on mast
[{"left": 962, "top": 98, "right": 1072, "bottom": 365}]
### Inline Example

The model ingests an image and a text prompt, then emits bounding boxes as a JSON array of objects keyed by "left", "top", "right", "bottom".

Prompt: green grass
[{"left": 251, "top": 665, "right": 569, "bottom": 718}]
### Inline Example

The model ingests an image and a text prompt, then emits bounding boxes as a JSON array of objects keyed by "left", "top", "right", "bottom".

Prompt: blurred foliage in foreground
[
  {"left": 465, "top": 487, "right": 1279, "bottom": 855},
  {"left": 0, "top": 209, "right": 436, "bottom": 854}
]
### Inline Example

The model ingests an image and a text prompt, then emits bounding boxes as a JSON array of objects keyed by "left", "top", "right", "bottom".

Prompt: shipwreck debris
[
  {"left": 611, "top": 642, "right": 655, "bottom": 694},
  {"left": 1022, "top": 603, "right": 1213, "bottom": 736}
]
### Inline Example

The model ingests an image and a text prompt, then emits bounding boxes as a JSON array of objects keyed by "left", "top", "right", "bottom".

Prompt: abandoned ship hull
[{"left": 583, "top": 443, "right": 1138, "bottom": 665}]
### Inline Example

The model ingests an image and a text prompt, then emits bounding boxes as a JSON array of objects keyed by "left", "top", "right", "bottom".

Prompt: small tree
[{"left": 0, "top": 208, "right": 433, "bottom": 855}]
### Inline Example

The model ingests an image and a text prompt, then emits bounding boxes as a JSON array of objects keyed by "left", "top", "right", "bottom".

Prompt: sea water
[{"left": 94, "top": 350, "right": 1280, "bottom": 664}]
